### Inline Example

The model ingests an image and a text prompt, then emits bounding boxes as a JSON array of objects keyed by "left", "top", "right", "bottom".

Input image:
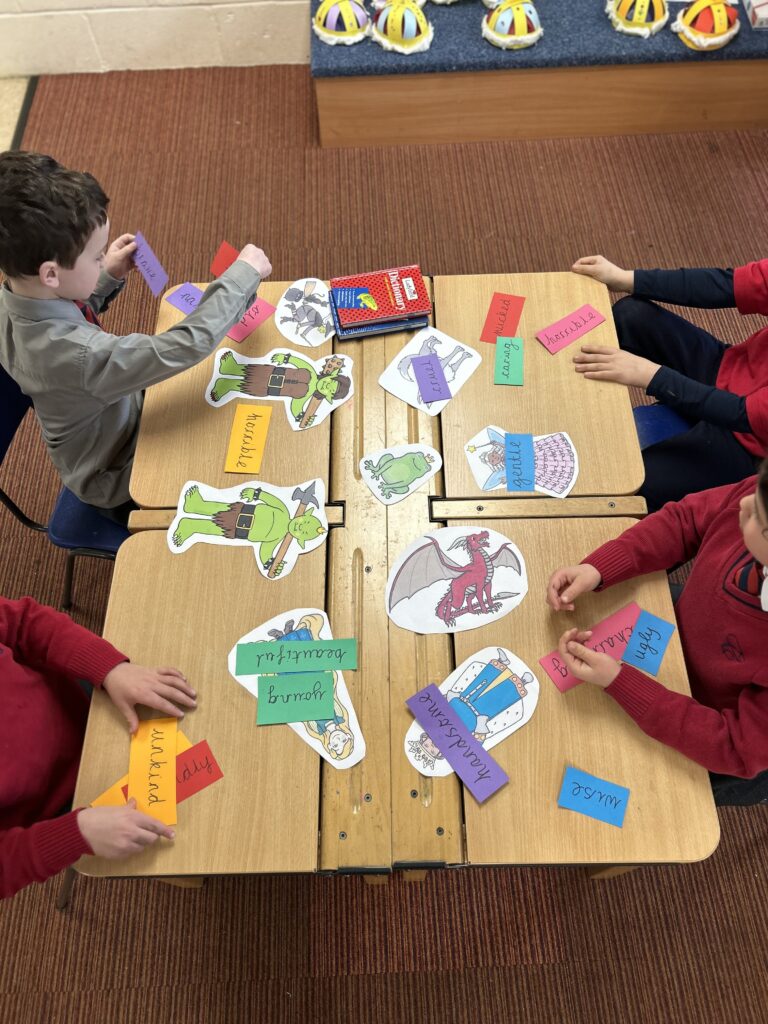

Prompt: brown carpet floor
[{"left": 1, "top": 67, "right": 767, "bottom": 1023}]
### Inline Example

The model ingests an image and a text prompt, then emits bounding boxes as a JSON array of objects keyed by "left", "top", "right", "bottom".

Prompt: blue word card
[
  {"left": 558, "top": 767, "right": 630, "bottom": 828},
  {"left": 504, "top": 433, "right": 535, "bottom": 492},
  {"left": 622, "top": 610, "right": 676, "bottom": 676}
]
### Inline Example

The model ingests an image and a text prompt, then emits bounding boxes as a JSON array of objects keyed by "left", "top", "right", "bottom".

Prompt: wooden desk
[
  {"left": 129, "top": 281, "right": 333, "bottom": 509},
  {"left": 434, "top": 273, "right": 645, "bottom": 500}
]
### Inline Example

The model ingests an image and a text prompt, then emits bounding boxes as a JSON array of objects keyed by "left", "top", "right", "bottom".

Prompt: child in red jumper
[
  {"left": 546, "top": 460, "right": 768, "bottom": 806},
  {"left": 570, "top": 254, "right": 766, "bottom": 512},
  {"left": 0, "top": 596, "right": 197, "bottom": 898}
]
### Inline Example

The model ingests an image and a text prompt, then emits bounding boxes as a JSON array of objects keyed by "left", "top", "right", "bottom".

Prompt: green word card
[
  {"left": 236, "top": 638, "right": 357, "bottom": 676},
  {"left": 494, "top": 336, "right": 524, "bottom": 386},
  {"left": 257, "top": 671, "right": 335, "bottom": 725}
]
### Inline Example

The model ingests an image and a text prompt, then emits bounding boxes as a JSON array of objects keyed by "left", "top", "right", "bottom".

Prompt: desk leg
[
  {"left": 589, "top": 866, "right": 637, "bottom": 880},
  {"left": 55, "top": 866, "right": 78, "bottom": 911},
  {"left": 156, "top": 876, "right": 206, "bottom": 889}
]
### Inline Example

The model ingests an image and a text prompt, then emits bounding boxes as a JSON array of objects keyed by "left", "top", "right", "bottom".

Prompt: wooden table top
[
  {"left": 433, "top": 272, "right": 645, "bottom": 500},
  {"left": 129, "top": 280, "right": 333, "bottom": 509},
  {"left": 72, "top": 529, "right": 326, "bottom": 877}
]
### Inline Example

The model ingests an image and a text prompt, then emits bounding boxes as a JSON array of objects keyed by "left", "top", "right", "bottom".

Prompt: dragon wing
[
  {"left": 388, "top": 538, "right": 463, "bottom": 611},
  {"left": 489, "top": 544, "right": 523, "bottom": 576}
]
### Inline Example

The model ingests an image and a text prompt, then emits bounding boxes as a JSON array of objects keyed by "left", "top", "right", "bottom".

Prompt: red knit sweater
[
  {"left": 0, "top": 597, "right": 126, "bottom": 898},
  {"left": 584, "top": 477, "right": 768, "bottom": 777},
  {"left": 722, "top": 259, "right": 768, "bottom": 456}
]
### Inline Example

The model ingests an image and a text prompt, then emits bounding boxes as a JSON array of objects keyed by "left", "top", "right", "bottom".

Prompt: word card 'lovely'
[
  {"left": 480, "top": 292, "right": 525, "bottom": 345},
  {"left": 540, "top": 601, "right": 642, "bottom": 692},
  {"left": 536, "top": 304, "right": 606, "bottom": 355},
  {"left": 406, "top": 684, "right": 508, "bottom": 803},
  {"left": 133, "top": 232, "right": 169, "bottom": 298}
]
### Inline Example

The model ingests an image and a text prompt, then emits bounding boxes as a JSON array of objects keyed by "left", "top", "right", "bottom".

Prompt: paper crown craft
[
  {"left": 671, "top": 0, "right": 740, "bottom": 49},
  {"left": 606, "top": 0, "right": 669, "bottom": 37},
  {"left": 371, "top": 0, "right": 434, "bottom": 53},
  {"left": 313, "top": 0, "right": 370, "bottom": 45},
  {"left": 482, "top": 0, "right": 543, "bottom": 49}
]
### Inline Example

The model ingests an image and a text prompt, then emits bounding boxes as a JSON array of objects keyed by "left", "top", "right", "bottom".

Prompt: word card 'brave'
[
  {"left": 127, "top": 717, "right": 178, "bottom": 825},
  {"left": 133, "top": 232, "right": 169, "bottom": 297}
]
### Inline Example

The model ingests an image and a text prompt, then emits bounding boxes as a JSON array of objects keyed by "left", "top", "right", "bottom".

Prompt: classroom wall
[{"left": 0, "top": 0, "right": 309, "bottom": 76}]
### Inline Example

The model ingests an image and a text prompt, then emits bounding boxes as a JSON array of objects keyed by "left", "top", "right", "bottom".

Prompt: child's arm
[
  {"left": 79, "top": 256, "right": 267, "bottom": 403},
  {"left": 572, "top": 256, "right": 736, "bottom": 308},
  {"left": 558, "top": 635, "right": 768, "bottom": 778}
]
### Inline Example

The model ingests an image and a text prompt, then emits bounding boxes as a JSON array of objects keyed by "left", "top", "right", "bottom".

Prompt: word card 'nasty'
[
  {"left": 558, "top": 766, "right": 630, "bottom": 828},
  {"left": 127, "top": 717, "right": 178, "bottom": 825},
  {"left": 480, "top": 292, "right": 525, "bottom": 344},
  {"left": 133, "top": 232, "right": 169, "bottom": 298},
  {"left": 536, "top": 304, "right": 606, "bottom": 355}
]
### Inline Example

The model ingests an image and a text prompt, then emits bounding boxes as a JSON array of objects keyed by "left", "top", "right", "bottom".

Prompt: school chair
[
  {"left": 632, "top": 403, "right": 691, "bottom": 452},
  {"left": 0, "top": 365, "right": 129, "bottom": 609}
]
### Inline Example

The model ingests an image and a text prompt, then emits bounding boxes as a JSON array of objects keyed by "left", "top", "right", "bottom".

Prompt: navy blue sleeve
[
  {"left": 633, "top": 268, "right": 735, "bottom": 308},
  {"left": 647, "top": 366, "right": 751, "bottom": 433}
]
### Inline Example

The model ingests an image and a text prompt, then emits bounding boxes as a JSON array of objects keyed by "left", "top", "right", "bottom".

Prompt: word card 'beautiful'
[
  {"left": 227, "top": 297, "right": 277, "bottom": 343},
  {"left": 406, "top": 684, "right": 508, "bottom": 803},
  {"left": 504, "top": 433, "right": 535, "bottom": 492},
  {"left": 558, "top": 766, "right": 630, "bottom": 828},
  {"left": 133, "top": 232, "right": 169, "bottom": 298},
  {"left": 539, "top": 601, "right": 642, "bottom": 692},
  {"left": 621, "top": 610, "right": 676, "bottom": 676},
  {"left": 536, "top": 304, "right": 606, "bottom": 355},
  {"left": 211, "top": 240, "right": 239, "bottom": 277},
  {"left": 412, "top": 354, "right": 452, "bottom": 404},
  {"left": 480, "top": 292, "right": 525, "bottom": 344},
  {"left": 166, "top": 282, "right": 203, "bottom": 315},
  {"left": 225, "top": 404, "right": 272, "bottom": 474},
  {"left": 127, "top": 718, "right": 178, "bottom": 825},
  {"left": 257, "top": 671, "right": 335, "bottom": 725},
  {"left": 236, "top": 638, "right": 357, "bottom": 676},
  {"left": 494, "top": 337, "right": 524, "bottom": 386}
]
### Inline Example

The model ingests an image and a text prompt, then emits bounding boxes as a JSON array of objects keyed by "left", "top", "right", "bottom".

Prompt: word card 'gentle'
[
  {"left": 227, "top": 297, "right": 277, "bottom": 343},
  {"left": 494, "top": 337, "right": 524, "bottom": 386},
  {"left": 211, "top": 240, "right": 239, "bottom": 277},
  {"left": 558, "top": 766, "right": 630, "bottom": 828},
  {"left": 406, "top": 684, "right": 508, "bottom": 803},
  {"left": 127, "top": 717, "right": 177, "bottom": 825},
  {"left": 133, "top": 232, "right": 169, "bottom": 298},
  {"left": 257, "top": 671, "right": 335, "bottom": 725},
  {"left": 480, "top": 292, "right": 525, "bottom": 344},
  {"left": 236, "top": 638, "right": 357, "bottom": 676},
  {"left": 225, "top": 404, "right": 272, "bottom": 475},
  {"left": 504, "top": 433, "right": 535, "bottom": 492},
  {"left": 412, "top": 354, "right": 452, "bottom": 404},
  {"left": 622, "top": 610, "right": 676, "bottom": 676},
  {"left": 536, "top": 304, "right": 606, "bottom": 355},
  {"left": 539, "top": 601, "right": 642, "bottom": 692},
  {"left": 166, "top": 282, "right": 203, "bottom": 315}
]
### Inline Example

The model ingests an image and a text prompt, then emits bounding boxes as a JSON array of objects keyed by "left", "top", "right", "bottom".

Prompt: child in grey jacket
[{"left": 0, "top": 151, "right": 271, "bottom": 518}]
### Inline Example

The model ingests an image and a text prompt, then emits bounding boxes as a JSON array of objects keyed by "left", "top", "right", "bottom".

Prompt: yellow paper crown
[
  {"left": 606, "top": 0, "right": 669, "bottom": 37},
  {"left": 482, "top": 0, "right": 543, "bottom": 50},
  {"left": 671, "top": 0, "right": 740, "bottom": 50},
  {"left": 313, "top": 0, "right": 370, "bottom": 45},
  {"left": 371, "top": 0, "right": 434, "bottom": 53}
]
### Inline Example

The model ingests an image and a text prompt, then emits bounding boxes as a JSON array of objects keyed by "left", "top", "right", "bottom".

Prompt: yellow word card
[
  {"left": 91, "top": 731, "right": 191, "bottom": 808},
  {"left": 225, "top": 403, "right": 272, "bottom": 474},
  {"left": 127, "top": 718, "right": 178, "bottom": 825}
]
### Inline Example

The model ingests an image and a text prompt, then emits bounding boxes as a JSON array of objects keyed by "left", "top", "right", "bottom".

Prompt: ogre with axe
[{"left": 266, "top": 480, "right": 326, "bottom": 578}]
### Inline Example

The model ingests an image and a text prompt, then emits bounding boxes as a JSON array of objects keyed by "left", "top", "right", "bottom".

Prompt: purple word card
[
  {"left": 411, "top": 354, "right": 452, "bottom": 404},
  {"left": 406, "top": 684, "right": 508, "bottom": 803},
  {"left": 133, "top": 232, "right": 169, "bottom": 297},
  {"left": 166, "top": 282, "right": 203, "bottom": 314}
]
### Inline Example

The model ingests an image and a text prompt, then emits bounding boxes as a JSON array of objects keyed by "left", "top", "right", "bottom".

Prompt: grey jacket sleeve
[
  {"left": 87, "top": 270, "right": 126, "bottom": 316},
  {"left": 80, "top": 261, "right": 261, "bottom": 404}
]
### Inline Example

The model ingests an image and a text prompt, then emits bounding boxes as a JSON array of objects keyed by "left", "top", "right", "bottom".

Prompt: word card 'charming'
[
  {"left": 622, "top": 610, "right": 676, "bottom": 676},
  {"left": 166, "top": 282, "right": 203, "bottom": 315},
  {"left": 480, "top": 292, "right": 525, "bottom": 344},
  {"left": 406, "top": 684, "right": 508, "bottom": 803},
  {"left": 133, "top": 232, "right": 169, "bottom": 298},
  {"left": 127, "top": 718, "right": 178, "bottom": 825},
  {"left": 558, "top": 766, "right": 630, "bottom": 828},
  {"left": 536, "top": 304, "right": 606, "bottom": 355},
  {"left": 540, "top": 602, "right": 642, "bottom": 692}
]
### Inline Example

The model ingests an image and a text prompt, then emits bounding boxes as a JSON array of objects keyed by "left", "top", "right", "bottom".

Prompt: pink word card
[
  {"left": 227, "top": 297, "right": 277, "bottom": 343},
  {"left": 539, "top": 601, "right": 642, "bottom": 692},
  {"left": 536, "top": 304, "right": 606, "bottom": 355}
]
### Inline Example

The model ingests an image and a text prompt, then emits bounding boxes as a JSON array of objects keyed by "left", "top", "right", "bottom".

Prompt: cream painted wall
[{"left": 0, "top": 0, "right": 310, "bottom": 76}]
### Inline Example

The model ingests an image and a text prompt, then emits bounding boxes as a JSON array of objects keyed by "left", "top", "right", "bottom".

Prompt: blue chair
[
  {"left": 633, "top": 404, "right": 691, "bottom": 452},
  {"left": 0, "top": 364, "right": 129, "bottom": 609}
]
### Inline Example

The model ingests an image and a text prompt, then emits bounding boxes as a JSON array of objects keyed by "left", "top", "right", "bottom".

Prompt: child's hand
[
  {"left": 104, "top": 233, "right": 137, "bottom": 280},
  {"left": 573, "top": 346, "right": 660, "bottom": 388},
  {"left": 558, "top": 628, "right": 621, "bottom": 689},
  {"left": 571, "top": 255, "right": 634, "bottom": 293},
  {"left": 102, "top": 662, "right": 197, "bottom": 733},
  {"left": 77, "top": 800, "right": 174, "bottom": 858},
  {"left": 237, "top": 244, "right": 272, "bottom": 280},
  {"left": 546, "top": 564, "right": 601, "bottom": 611}
]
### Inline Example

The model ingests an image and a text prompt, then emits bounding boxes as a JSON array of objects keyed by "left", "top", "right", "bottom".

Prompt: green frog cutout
[{"left": 362, "top": 445, "right": 440, "bottom": 503}]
